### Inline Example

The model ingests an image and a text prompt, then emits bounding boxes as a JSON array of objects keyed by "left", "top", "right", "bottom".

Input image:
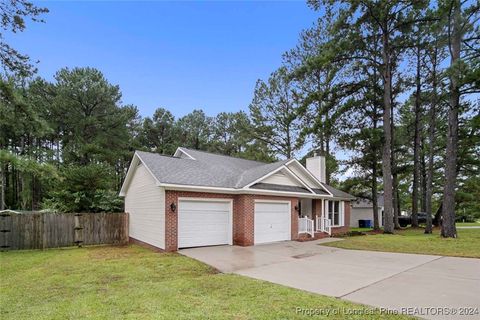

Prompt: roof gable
[
  {"left": 261, "top": 170, "right": 303, "bottom": 187},
  {"left": 284, "top": 160, "right": 332, "bottom": 195},
  {"left": 119, "top": 153, "right": 161, "bottom": 196},
  {"left": 174, "top": 148, "right": 196, "bottom": 160},
  {"left": 244, "top": 164, "right": 316, "bottom": 194}
]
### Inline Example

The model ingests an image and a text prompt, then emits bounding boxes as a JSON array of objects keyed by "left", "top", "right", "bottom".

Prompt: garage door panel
[
  {"left": 181, "top": 223, "right": 228, "bottom": 233},
  {"left": 181, "top": 212, "right": 229, "bottom": 222},
  {"left": 255, "top": 214, "right": 289, "bottom": 223},
  {"left": 178, "top": 199, "right": 231, "bottom": 248},
  {"left": 255, "top": 202, "right": 288, "bottom": 212},
  {"left": 254, "top": 201, "right": 291, "bottom": 244},
  {"left": 179, "top": 201, "right": 229, "bottom": 211}
]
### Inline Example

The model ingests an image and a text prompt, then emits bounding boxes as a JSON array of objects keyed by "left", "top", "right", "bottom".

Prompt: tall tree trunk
[
  {"left": 372, "top": 160, "right": 380, "bottom": 230},
  {"left": 0, "top": 164, "right": 5, "bottom": 210},
  {"left": 13, "top": 166, "right": 18, "bottom": 208},
  {"left": 372, "top": 114, "right": 380, "bottom": 230},
  {"left": 56, "top": 139, "right": 61, "bottom": 167},
  {"left": 425, "top": 45, "right": 439, "bottom": 234},
  {"left": 325, "top": 108, "right": 331, "bottom": 185},
  {"left": 420, "top": 143, "right": 427, "bottom": 212},
  {"left": 286, "top": 125, "right": 292, "bottom": 159},
  {"left": 372, "top": 71, "right": 380, "bottom": 231},
  {"left": 393, "top": 172, "right": 401, "bottom": 229},
  {"left": 396, "top": 188, "right": 401, "bottom": 223},
  {"left": 325, "top": 137, "right": 330, "bottom": 185},
  {"left": 434, "top": 202, "right": 442, "bottom": 227},
  {"left": 317, "top": 91, "right": 325, "bottom": 155},
  {"left": 390, "top": 96, "right": 400, "bottom": 229},
  {"left": 412, "top": 42, "right": 422, "bottom": 228},
  {"left": 441, "top": 1, "right": 460, "bottom": 238},
  {"left": 381, "top": 30, "right": 394, "bottom": 234},
  {"left": 316, "top": 72, "right": 325, "bottom": 155}
]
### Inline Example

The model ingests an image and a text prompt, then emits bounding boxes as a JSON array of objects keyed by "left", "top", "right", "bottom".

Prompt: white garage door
[
  {"left": 254, "top": 201, "right": 291, "bottom": 244},
  {"left": 178, "top": 199, "right": 231, "bottom": 248}
]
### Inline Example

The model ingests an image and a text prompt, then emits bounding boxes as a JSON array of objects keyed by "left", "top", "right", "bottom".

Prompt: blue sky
[{"left": 12, "top": 1, "right": 319, "bottom": 118}]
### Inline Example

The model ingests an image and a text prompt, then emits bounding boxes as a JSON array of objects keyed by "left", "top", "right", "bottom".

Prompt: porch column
[
  {"left": 321, "top": 198, "right": 325, "bottom": 220},
  {"left": 321, "top": 198, "right": 325, "bottom": 232},
  {"left": 312, "top": 199, "right": 317, "bottom": 231}
]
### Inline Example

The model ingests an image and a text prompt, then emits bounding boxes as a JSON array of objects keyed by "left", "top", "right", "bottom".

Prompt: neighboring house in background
[
  {"left": 120, "top": 147, "right": 355, "bottom": 251},
  {"left": 350, "top": 195, "right": 384, "bottom": 228}
]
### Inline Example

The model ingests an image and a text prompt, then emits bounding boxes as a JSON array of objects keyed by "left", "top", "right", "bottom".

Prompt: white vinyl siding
[
  {"left": 178, "top": 199, "right": 232, "bottom": 248},
  {"left": 287, "top": 164, "right": 320, "bottom": 189},
  {"left": 262, "top": 171, "right": 301, "bottom": 186},
  {"left": 254, "top": 201, "right": 291, "bottom": 244},
  {"left": 350, "top": 207, "right": 384, "bottom": 227},
  {"left": 125, "top": 163, "right": 165, "bottom": 249}
]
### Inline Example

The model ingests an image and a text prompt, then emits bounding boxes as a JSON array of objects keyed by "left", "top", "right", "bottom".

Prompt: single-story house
[
  {"left": 120, "top": 147, "right": 355, "bottom": 251},
  {"left": 350, "top": 195, "right": 384, "bottom": 228}
]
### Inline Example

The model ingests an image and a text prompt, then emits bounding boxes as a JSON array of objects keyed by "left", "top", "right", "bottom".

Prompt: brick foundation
[{"left": 164, "top": 190, "right": 299, "bottom": 252}]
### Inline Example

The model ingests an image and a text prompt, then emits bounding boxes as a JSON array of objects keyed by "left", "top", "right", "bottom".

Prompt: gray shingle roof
[
  {"left": 312, "top": 188, "right": 330, "bottom": 196},
  {"left": 136, "top": 149, "right": 285, "bottom": 188},
  {"left": 322, "top": 184, "right": 356, "bottom": 199},
  {"left": 135, "top": 148, "right": 354, "bottom": 199},
  {"left": 235, "top": 160, "right": 289, "bottom": 188}
]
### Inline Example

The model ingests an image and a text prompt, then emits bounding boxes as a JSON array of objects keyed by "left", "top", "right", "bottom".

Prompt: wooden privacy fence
[{"left": 0, "top": 211, "right": 129, "bottom": 250}]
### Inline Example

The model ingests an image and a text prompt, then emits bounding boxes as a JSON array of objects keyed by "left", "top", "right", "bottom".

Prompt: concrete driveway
[{"left": 180, "top": 239, "right": 480, "bottom": 320}]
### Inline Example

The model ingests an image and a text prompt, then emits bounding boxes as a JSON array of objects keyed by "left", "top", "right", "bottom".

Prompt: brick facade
[
  {"left": 232, "top": 194, "right": 253, "bottom": 246},
  {"left": 164, "top": 190, "right": 299, "bottom": 252}
]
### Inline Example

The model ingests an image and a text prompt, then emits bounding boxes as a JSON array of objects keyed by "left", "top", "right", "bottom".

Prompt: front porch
[
  {"left": 298, "top": 215, "right": 331, "bottom": 240},
  {"left": 297, "top": 198, "right": 350, "bottom": 239}
]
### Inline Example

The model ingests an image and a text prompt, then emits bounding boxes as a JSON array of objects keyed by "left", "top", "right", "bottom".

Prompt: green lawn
[
  {"left": 349, "top": 227, "right": 375, "bottom": 232},
  {"left": 0, "top": 245, "right": 411, "bottom": 320},
  {"left": 457, "top": 221, "right": 480, "bottom": 227},
  {"left": 350, "top": 221, "right": 480, "bottom": 232},
  {"left": 323, "top": 228, "right": 480, "bottom": 258}
]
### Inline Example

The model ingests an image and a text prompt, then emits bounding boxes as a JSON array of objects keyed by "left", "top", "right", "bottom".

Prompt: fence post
[
  {"left": 0, "top": 212, "right": 11, "bottom": 251},
  {"left": 42, "top": 212, "right": 47, "bottom": 250},
  {"left": 74, "top": 213, "right": 83, "bottom": 247}
]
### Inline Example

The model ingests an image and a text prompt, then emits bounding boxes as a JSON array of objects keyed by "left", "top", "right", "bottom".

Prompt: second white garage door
[
  {"left": 254, "top": 201, "right": 291, "bottom": 244},
  {"left": 178, "top": 199, "right": 232, "bottom": 248}
]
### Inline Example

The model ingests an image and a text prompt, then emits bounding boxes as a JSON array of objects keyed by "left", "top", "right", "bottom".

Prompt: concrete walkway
[{"left": 180, "top": 240, "right": 480, "bottom": 320}]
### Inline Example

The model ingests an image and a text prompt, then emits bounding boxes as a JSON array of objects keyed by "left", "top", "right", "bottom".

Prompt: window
[{"left": 326, "top": 200, "right": 343, "bottom": 226}]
